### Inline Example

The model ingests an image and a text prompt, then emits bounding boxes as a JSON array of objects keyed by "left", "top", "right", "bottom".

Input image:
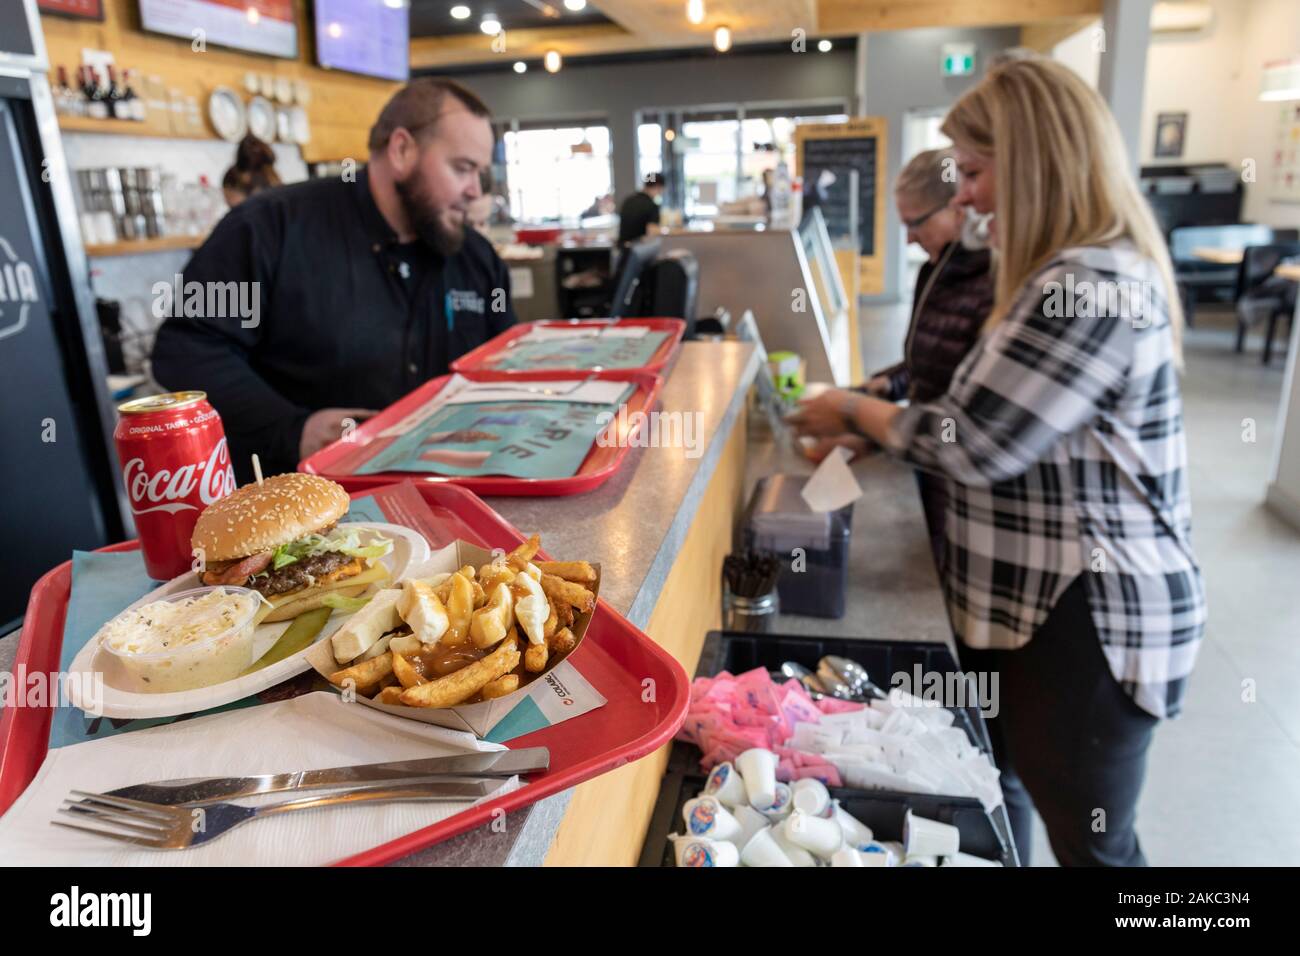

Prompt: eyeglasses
[{"left": 902, "top": 202, "right": 950, "bottom": 230}]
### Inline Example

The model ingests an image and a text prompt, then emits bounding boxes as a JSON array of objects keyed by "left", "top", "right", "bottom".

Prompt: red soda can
[{"left": 114, "top": 391, "right": 238, "bottom": 581}]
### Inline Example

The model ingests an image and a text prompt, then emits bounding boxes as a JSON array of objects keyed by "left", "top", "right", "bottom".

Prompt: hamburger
[{"left": 190, "top": 474, "right": 391, "bottom": 623}]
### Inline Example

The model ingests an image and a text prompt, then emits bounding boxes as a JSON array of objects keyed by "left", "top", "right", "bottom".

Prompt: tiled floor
[{"left": 845, "top": 299, "right": 1300, "bottom": 866}]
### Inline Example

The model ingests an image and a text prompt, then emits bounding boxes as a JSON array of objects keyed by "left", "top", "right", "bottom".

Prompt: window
[{"left": 501, "top": 123, "right": 613, "bottom": 224}]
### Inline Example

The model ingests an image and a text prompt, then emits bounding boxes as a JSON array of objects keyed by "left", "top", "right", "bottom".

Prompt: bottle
[
  {"left": 122, "top": 69, "right": 146, "bottom": 122},
  {"left": 53, "top": 66, "right": 69, "bottom": 115},
  {"left": 84, "top": 67, "right": 109, "bottom": 120},
  {"left": 106, "top": 66, "right": 129, "bottom": 121}
]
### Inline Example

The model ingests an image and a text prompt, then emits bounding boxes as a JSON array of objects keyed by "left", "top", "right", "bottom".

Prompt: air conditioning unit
[{"left": 1151, "top": 1, "right": 1213, "bottom": 33}]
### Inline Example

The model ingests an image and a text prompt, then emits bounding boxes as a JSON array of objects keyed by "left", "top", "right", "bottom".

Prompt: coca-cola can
[{"left": 114, "top": 391, "right": 238, "bottom": 581}]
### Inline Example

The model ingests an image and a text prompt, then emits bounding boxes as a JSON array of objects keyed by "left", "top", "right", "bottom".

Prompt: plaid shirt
[{"left": 886, "top": 240, "right": 1206, "bottom": 719}]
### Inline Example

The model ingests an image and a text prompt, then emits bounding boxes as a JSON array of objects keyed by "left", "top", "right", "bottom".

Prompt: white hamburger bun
[{"left": 192, "top": 473, "right": 351, "bottom": 562}]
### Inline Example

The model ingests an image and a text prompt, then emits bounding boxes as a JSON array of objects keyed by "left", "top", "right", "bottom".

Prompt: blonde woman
[{"left": 789, "top": 58, "right": 1206, "bottom": 866}]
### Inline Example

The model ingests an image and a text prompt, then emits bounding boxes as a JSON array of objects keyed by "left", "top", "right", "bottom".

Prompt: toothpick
[{"left": 252, "top": 454, "right": 264, "bottom": 486}]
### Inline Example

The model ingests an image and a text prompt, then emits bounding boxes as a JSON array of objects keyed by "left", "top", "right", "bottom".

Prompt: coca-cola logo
[{"left": 124, "top": 438, "right": 237, "bottom": 515}]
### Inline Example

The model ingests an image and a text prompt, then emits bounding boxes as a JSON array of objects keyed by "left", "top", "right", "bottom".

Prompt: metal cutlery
[
  {"left": 103, "top": 747, "right": 549, "bottom": 807},
  {"left": 55, "top": 780, "right": 505, "bottom": 850}
]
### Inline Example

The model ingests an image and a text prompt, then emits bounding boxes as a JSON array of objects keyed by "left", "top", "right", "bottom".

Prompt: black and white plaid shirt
[{"left": 886, "top": 240, "right": 1206, "bottom": 719}]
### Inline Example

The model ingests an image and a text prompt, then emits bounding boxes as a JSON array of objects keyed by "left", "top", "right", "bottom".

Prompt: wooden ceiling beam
[{"left": 817, "top": 0, "right": 1103, "bottom": 33}]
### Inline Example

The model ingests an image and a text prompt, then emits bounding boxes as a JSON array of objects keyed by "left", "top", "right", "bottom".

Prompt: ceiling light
[
  {"left": 544, "top": 49, "right": 562, "bottom": 73},
  {"left": 480, "top": 15, "right": 502, "bottom": 35},
  {"left": 246, "top": 7, "right": 260, "bottom": 24},
  {"left": 383, "top": 0, "right": 406, "bottom": 9},
  {"left": 686, "top": 0, "right": 705, "bottom": 26},
  {"left": 713, "top": 25, "right": 732, "bottom": 53},
  {"left": 327, "top": 21, "right": 342, "bottom": 38},
  {"left": 564, "top": 0, "right": 587, "bottom": 10},
  {"left": 818, "top": 39, "right": 832, "bottom": 53},
  {"left": 450, "top": 4, "right": 471, "bottom": 18},
  {"left": 513, "top": 60, "right": 527, "bottom": 73},
  {"left": 664, "top": 129, "right": 676, "bottom": 141}
]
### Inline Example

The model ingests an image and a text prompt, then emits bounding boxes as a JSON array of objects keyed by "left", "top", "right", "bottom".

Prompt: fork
[{"left": 53, "top": 779, "right": 502, "bottom": 850}]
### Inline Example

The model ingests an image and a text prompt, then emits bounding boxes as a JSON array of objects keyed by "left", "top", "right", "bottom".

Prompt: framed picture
[
  {"left": 1154, "top": 112, "right": 1187, "bottom": 159},
  {"left": 36, "top": 0, "right": 104, "bottom": 20}
]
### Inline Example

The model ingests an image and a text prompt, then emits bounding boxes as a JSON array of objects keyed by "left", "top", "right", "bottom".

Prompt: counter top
[{"left": 390, "top": 339, "right": 761, "bottom": 866}]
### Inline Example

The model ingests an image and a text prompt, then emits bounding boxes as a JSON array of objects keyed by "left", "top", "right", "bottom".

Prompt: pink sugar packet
[
  {"left": 776, "top": 759, "right": 797, "bottom": 782},
  {"left": 816, "top": 697, "right": 866, "bottom": 715},
  {"left": 792, "top": 765, "right": 843, "bottom": 787}
]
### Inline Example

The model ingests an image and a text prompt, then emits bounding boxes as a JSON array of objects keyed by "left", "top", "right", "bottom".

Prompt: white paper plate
[
  {"left": 247, "top": 95, "right": 277, "bottom": 143},
  {"left": 207, "top": 86, "right": 247, "bottom": 142},
  {"left": 66, "top": 523, "right": 429, "bottom": 719}
]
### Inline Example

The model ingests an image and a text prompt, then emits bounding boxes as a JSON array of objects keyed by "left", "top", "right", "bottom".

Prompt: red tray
[
  {"left": 450, "top": 318, "right": 685, "bottom": 378},
  {"left": 0, "top": 483, "right": 691, "bottom": 866},
  {"left": 299, "top": 369, "right": 663, "bottom": 497}
]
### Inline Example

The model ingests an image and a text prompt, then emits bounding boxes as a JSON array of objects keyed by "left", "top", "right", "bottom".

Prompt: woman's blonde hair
[{"left": 941, "top": 57, "right": 1183, "bottom": 359}]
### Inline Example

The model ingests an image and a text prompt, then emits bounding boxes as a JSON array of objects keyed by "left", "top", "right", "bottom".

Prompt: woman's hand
[
  {"left": 786, "top": 389, "right": 857, "bottom": 438},
  {"left": 800, "top": 434, "right": 876, "bottom": 463}
]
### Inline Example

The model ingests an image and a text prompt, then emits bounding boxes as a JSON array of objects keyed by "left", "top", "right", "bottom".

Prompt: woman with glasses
[{"left": 789, "top": 58, "right": 1206, "bottom": 866}]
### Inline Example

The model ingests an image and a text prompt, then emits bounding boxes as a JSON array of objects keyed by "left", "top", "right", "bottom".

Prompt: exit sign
[{"left": 941, "top": 43, "right": 976, "bottom": 77}]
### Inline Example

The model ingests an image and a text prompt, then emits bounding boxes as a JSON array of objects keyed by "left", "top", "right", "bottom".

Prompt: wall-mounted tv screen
[
  {"left": 138, "top": 0, "right": 299, "bottom": 60},
  {"left": 313, "top": 0, "right": 409, "bottom": 82}
]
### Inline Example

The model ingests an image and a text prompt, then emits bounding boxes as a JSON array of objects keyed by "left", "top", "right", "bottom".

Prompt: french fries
[
  {"left": 540, "top": 574, "right": 596, "bottom": 615},
  {"left": 536, "top": 561, "right": 598, "bottom": 585},
  {"left": 470, "top": 582, "right": 513, "bottom": 649},
  {"left": 482, "top": 674, "right": 520, "bottom": 700},
  {"left": 398, "top": 635, "right": 520, "bottom": 708},
  {"left": 328, "top": 653, "right": 394, "bottom": 696},
  {"left": 327, "top": 533, "right": 594, "bottom": 712}
]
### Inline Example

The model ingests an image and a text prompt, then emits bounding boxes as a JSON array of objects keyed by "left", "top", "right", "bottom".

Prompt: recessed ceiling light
[
  {"left": 450, "top": 4, "right": 471, "bottom": 18},
  {"left": 480, "top": 15, "right": 502, "bottom": 35},
  {"left": 383, "top": 0, "right": 406, "bottom": 9},
  {"left": 686, "top": 0, "right": 705, "bottom": 26},
  {"left": 544, "top": 49, "right": 562, "bottom": 73},
  {"left": 664, "top": 129, "right": 676, "bottom": 141},
  {"left": 246, "top": 6, "right": 260, "bottom": 24},
  {"left": 513, "top": 60, "right": 527, "bottom": 73},
  {"left": 563, "top": 0, "right": 587, "bottom": 10},
  {"left": 713, "top": 25, "right": 732, "bottom": 53},
  {"left": 818, "top": 39, "right": 832, "bottom": 52},
  {"left": 327, "top": 21, "right": 342, "bottom": 38}
]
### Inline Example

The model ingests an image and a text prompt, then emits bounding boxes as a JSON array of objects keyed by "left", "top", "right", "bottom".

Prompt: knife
[{"left": 103, "top": 747, "right": 549, "bottom": 806}]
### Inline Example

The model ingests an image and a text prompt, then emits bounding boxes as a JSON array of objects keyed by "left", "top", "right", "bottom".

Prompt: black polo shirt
[
  {"left": 151, "top": 168, "right": 516, "bottom": 482},
  {"left": 617, "top": 190, "right": 660, "bottom": 245}
]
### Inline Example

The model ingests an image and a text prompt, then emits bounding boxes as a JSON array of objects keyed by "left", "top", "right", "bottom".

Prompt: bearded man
[{"left": 151, "top": 78, "right": 516, "bottom": 482}]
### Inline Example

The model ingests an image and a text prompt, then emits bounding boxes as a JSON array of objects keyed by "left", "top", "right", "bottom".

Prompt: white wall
[{"left": 1051, "top": 0, "right": 1300, "bottom": 230}]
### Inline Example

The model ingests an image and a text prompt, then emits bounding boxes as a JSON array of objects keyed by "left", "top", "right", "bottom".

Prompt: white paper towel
[
  {"left": 800, "top": 446, "right": 863, "bottom": 513},
  {"left": 0, "top": 693, "right": 518, "bottom": 866}
]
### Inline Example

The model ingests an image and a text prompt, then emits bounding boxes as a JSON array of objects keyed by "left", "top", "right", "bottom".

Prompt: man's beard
[{"left": 395, "top": 172, "right": 466, "bottom": 256}]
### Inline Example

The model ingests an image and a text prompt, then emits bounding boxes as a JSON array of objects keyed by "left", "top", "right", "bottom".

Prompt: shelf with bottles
[{"left": 52, "top": 63, "right": 209, "bottom": 140}]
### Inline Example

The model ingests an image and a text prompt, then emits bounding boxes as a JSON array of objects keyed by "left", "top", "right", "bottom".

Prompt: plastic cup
[
  {"left": 901, "top": 855, "right": 939, "bottom": 867},
  {"left": 753, "top": 781, "right": 793, "bottom": 821},
  {"left": 833, "top": 802, "right": 874, "bottom": 846},
  {"left": 703, "top": 761, "right": 748, "bottom": 808},
  {"left": 682, "top": 795, "right": 743, "bottom": 842},
  {"left": 771, "top": 822, "right": 819, "bottom": 867},
  {"left": 791, "top": 778, "right": 832, "bottom": 817},
  {"left": 733, "top": 803, "right": 770, "bottom": 850},
  {"left": 831, "top": 847, "right": 866, "bottom": 867},
  {"left": 736, "top": 748, "right": 779, "bottom": 809},
  {"left": 860, "top": 840, "right": 900, "bottom": 866},
  {"left": 670, "top": 834, "right": 740, "bottom": 868},
  {"left": 903, "top": 809, "right": 961, "bottom": 858},
  {"left": 740, "top": 826, "right": 794, "bottom": 867},
  {"left": 784, "top": 809, "right": 845, "bottom": 858}
]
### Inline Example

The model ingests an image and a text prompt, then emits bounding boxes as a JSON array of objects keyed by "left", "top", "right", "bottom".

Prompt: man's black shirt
[
  {"left": 617, "top": 190, "right": 660, "bottom": 245},
  {"left": 151, "top": 168, "right": 516, "bottom": 482}
]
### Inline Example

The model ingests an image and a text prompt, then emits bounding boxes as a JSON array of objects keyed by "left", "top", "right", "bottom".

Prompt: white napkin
[
  {"left": 800, "top": 445, "right": 863, "bottom": 513},
  {"left": 518, "top": 325, "right": 649, "bottom": 342},
  {"left": 0, "top": 693, "right": 517, "bottom": 866}
]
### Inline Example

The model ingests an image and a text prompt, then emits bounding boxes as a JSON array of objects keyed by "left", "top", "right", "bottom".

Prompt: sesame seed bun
[{"left": 191, "top": 473, "right": 351, "bottom": 562}]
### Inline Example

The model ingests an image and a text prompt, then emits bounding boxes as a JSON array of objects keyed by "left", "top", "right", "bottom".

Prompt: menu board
[
  {"left": 138, "top": 0, "right": 298, "bottom": 59},
  {"left": 313, "top": 0, "right": 409, "bottom": 82},
  {"left": 795, "top": 117, "right": 888, "bottom": 295},
  {"left": 38, "top": 0, "right": 104, "bottom": 19}
]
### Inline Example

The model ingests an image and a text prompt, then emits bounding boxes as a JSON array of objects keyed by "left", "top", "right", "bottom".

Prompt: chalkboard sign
[{"left": 795, "top": 118, "right": 888, "bottom": 295}]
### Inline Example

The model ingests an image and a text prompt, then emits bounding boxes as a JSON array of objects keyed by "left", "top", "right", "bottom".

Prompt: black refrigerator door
[{"left": 0, "top": 95, "right": 115, "bottom": 631}]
